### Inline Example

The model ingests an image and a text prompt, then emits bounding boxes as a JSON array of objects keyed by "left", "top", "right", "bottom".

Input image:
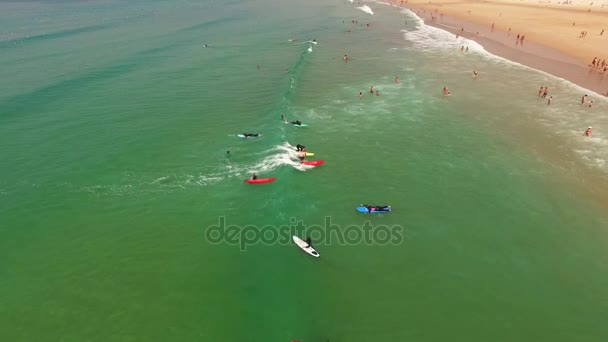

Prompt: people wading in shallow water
[
  {"left": 443, "top": 86, "right": 450, "bottom": 96},
  {"left": 343, "top": 54, "right": 349, "bottom": 62},
  {"left": 584, "top": 127, "right": 592, "bottom": 137},
  {"left": 395, "top": 76, "right": 399, "bottom": 83}
]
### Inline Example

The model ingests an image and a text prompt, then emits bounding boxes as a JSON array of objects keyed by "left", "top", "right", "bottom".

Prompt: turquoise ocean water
[{"left": 1, "top": 0, "right": 608, "bottom": 341}]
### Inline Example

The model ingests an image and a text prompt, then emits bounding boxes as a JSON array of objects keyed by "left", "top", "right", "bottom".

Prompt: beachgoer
[
  {"left": 343, "top": 54, "right": 349, "bottom": 61},
  {"left": 589, "top": 100, "right": 594, "bottom": 108},
  {"left": 538, "top": 86, "right": 543, "bottom": 97},
  {"left": 547, "top": 96, "right": 552, "bottom": 105},
  {"left": 298, "top": 151, "right": 306, "bottom": 162},
  {"left": 376, "top": 90, "right": 380, "bottom": 96},
  {"left": 395, "top": 76, "right": 399, "bottom": 83},
  {"left": 226, "top": 150, "right": 230, "bottom": 157},
  {"left": 473, "top": 70, "right": 478, "bottom": 79},
  {"left": 370, "top": 86, "right": 374, "bottom": 93},
  {"left": 581, "top": 94, "right": 588, "bottom": 104},
  {"left": 584, "top": 127, "right": 592, "bottom": 136},
  {"left": 466, "top": 46, "right": 469, "bottom": 52},
  {"left": 358, "top": 92, "right": 363, "bottom": 99},
  {"left": 443, "top": 86, "right": 450, "bottom": 95},
  {"left": 542, "top": 87, "right": 548, "bottom": 98}
]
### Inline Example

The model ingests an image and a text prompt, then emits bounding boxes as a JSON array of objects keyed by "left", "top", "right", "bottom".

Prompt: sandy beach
[{"left": 394, "top": 0, "right": 608, "bottom": 95}]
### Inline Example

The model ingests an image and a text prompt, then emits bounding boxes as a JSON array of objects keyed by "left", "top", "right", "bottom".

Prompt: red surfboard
[
  {"left": 302, "top": 160, "right": 324, "bottom": 166},
  {"left": 244, "top": 177, "right": 276, "bottom": 184}
]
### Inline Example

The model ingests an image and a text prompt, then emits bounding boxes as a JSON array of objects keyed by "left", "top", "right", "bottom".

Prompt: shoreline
[{"left": 394, "top": 3, "right": 608, "bottom": 96}]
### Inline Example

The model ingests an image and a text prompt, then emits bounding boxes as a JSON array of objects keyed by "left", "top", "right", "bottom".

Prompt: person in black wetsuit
[
  {"left": 305, "top": 237, "right": 312, "bottom": 248},
  {"left": 243, "top": 133, "right": 259, "bottom": 137},
  {"left": 292, "top": 120, "right": 302, "bottom": 125},
  {"left": 296, "top": 144, "right": 305, "bottom": 151},
  {"left": 251, "top": 173, "right": 257, "bottom": 180}
]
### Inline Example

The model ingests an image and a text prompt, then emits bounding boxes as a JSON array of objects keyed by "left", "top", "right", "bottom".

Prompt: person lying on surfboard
[
  {"left": 291, "top": 120, "right": 302, "bottom": 125},
  {"left": 242, "top": 133, "right": 259, "bottom": 137},
  {"left": 363, "top": 205, "right": 391, "bottom": 212},
  {"left": 298, "top": 151, "right": 306, "bottom": 162}
]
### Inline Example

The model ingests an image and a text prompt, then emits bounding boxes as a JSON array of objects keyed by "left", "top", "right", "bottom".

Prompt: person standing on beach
[
  {"left": 520, "top": 35, "right": 525, "bottom": 45},
  {"left": 601, "top": 29, "right": 604, "bottom": 36},
  {"left": 542, "top": 87, "right": 548, "bottom": 98},
  {"left": 547, "top": 96, "right": 552, "bottom": 105},
  {"left": 516, "top": 34, "right": 520, "bottom": 45},
  {"left": 466, "top": 46, "right": 469, "bottom": 52},
  {"left": 581, "top": 94, "right": 588, "bottom": 104},
  {"left": 589, "top": 100, "right": 594, "bottom": 108},
  {"left": 538, "top": 86, "right": 544, "bottom": 97},
  {"left": 473, "top": 70, "right": 478, "bottom": 79}
]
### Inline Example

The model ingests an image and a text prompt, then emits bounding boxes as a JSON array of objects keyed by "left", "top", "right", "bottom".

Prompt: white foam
[{"left": 357, "top": 5, "right": 374, "bottom": 15}]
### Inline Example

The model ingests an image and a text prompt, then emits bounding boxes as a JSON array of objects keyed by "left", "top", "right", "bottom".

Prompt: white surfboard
[{"left": 293, "top": 236, "right": 320, "bottom": 258}]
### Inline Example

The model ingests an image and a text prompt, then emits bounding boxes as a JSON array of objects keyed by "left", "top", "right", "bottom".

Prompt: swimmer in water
[
  {"left": 343, "top": 54, "right": 349, "bottom": 61},
  {"left": 584, "top": 127, "right": 592, "bottom": 137},
  {"left": 473, "top": 70, "right": 478, "bottom": 79},
  {"left": 376, "top": 90, "right": 380, "bottom": 96},
  {"left": 358, "top": 92, "right": 363, "bottom": 99},
  {"left": 443, "top": 86, "right": 451, "bottom": 96},
  {"left": 226, "top": 150, "right": 230, "bottom": 157},
  {"left": 370, "top": 86, "right": 374, "bottom": 93},
  {"left": 395, "top": 76, "right": 399, "bottom": 83}
]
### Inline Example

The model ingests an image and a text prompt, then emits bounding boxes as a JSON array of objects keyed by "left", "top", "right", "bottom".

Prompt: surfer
[
  {"left": 226, "top": 150, "right": 230, "bottom": 157},
  {"left": 296, "top": 144, "right": 306, "bottom": 151},
  {"left": 298, "top": 151, "right": 306, "bottom": 162},
  {"left": 281, "top": 114, "right": 286, "bottom": 121},
  {"left": 584, "top": 127, "right": 592, "bottom": 137},
  {"left": 305, "top": 237, "right": 312, "bottom": 248},
  {"left": 203, "top": 44, "right": 208, "bottom": 47},
  {"left": 291, "top": 120, "right": 302, "bottom": 125},
  {"left": 242, "top": 133, "right": 259, "bottom": 137},
  {"left": 251, "top": 173, "right": 257, "bottom": 180}
]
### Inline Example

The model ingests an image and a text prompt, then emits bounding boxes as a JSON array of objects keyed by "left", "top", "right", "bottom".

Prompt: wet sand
[{"left": 394, "top": 0, "right": 608, "bottom": 96}]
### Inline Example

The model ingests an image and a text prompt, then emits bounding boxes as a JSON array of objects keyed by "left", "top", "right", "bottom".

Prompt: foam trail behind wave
[{"left": 357, "top": 5, "right": 374, "bottom": 15}]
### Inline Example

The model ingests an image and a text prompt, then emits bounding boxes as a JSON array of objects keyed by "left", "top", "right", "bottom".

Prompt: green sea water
[{"left": 1, "top": 0, "right": 608, "bottom": 341}]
